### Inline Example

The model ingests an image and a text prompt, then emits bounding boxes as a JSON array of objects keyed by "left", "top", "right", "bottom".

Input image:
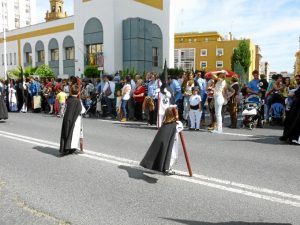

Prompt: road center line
[{"left": 0, "top": 130, "right": 299, "bottom": 208}]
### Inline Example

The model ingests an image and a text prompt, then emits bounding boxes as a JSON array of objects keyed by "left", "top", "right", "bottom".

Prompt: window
[
  {"left": 200, "top": 49, "right": 207, "bottom": 56},
  {"left": 180, "top": 38, "right": 184, "bottom": 43},
  {"left": 51, "top": 49, "right": 59, "bottom": 61},
  {"left": 200, "top": 61, "right": 207, "bottom": 68},
  {"left": 25, "top": 52, "right": 32, "bottom": 64},
  {"left": 193, "top": 38, "right": 197, "bottom": 42},
  {"left": 204, "top": 38, "right": 208, "bottom": 42},
  {"left": 9, "top": 53, "right": 12, "bottom": 65},
  {"left": 216, "top": 48, "right": 224, "bottom": 56},
  {"left": 152, "top": 47, "right": 158, "bottom": 67},
  {"left": 86, "top": 43, "right": 103, "bottom": 54},
  {"left": 37, "top": 50, "right": 45, "bottom": 63},
  {"left": 216, "top": 61, "right": 223, "bottom": 68},
  {"left": 188, "top": 39, "right": 192, "bottom": 43},
  {"left": 14, "top": 53, "right": 16, "bottom": 65},
  {"left": 65, "top": 47, "right": 74, "bottom": 60},
  {"left": 174, "top": 48, "right": 195, "bottom": 72}
]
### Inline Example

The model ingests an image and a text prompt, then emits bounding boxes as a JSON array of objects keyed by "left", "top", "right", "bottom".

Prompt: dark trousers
[
  {"left": 176, "top": 99, "right": 184, "bottom": 121},
  {"left": 134, "top": 101, "right": 143, "bottom": 121},
  {"left": 229, "top": 101, "right": 238, "bottom": 127},
  {"left": 149, "top": 99, "right": 158, "bottom": 125}
]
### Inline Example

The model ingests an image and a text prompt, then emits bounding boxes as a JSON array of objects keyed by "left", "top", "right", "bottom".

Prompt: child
[
  {"left": 56, "top": 87, "right": 67, "bottom": 117},
  {"left": 116, "top": 90, "right": 122, "bottom": 121},
  {"left": 189, "top": 87, "right": 202, "bottom": 130},
  {"left": 140, "top": 107, "right": 183, "bottom": 175}
]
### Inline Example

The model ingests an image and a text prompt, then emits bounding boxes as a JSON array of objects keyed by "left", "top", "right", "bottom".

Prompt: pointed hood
[{"left": 160, "top": 59, "right": 168, "bottom": 85}]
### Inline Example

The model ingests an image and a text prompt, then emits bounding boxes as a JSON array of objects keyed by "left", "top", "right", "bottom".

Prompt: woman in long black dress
[
  {"left": 279, "top": 85, "right": 300, "bottom": 145},
  {"left": 0, "top": 80, "right": 8, "bottom": 120}
]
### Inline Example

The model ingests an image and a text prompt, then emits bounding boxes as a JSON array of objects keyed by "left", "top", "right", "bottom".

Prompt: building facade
[
  {"left": 174, "top": 32, "right": 257, "bottom": 81},
  {"left": 0, "top": 0, "right": 36, "bottom": 31},
  {"left": 295, "top": 50, "right": 300, "bottom": 76},
  {"left": 0, "top": 0, "right": 173, "bottom": 78}
]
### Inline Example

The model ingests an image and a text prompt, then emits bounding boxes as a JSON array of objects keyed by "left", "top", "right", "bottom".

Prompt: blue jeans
[
  {"left": 122, "top": 100, "right": 128, "bottom": 118},
  {"left": 201, "top": 92, "right": 207, "bottom": 121}
]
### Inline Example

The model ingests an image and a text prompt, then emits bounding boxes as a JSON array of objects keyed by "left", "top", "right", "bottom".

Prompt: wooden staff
[
  {"left": 156, "top": 79, "right": 160, "bottom": 129},
  {"left": 172, "top": 107, "right": 193, "bottom": 177}
]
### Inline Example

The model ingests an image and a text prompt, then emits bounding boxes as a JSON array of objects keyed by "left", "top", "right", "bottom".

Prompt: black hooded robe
[
  {"left": 60, "top": 96, "right": 82, "bottom": 154},
  {"left": 140, "top": 122, "right": 177, "bottom": 172},
  {"left": 0, "top": 97, "right": 8, "bottom": 120},
  {"left": 281, "top": 88, "right": 300, "bottom": 144}
]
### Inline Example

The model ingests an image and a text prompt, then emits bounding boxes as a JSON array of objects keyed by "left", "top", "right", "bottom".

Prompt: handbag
[
  {"left": 33, "top": 95, "right": 41, "bottom": 109},
  {"left": 104, "top": 82, "right": 112, "bottom": 96}
]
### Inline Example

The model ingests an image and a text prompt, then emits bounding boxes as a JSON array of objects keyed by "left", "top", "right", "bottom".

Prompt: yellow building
[{"left": 174, "top": 32, "right": 256, "bottom": 82}]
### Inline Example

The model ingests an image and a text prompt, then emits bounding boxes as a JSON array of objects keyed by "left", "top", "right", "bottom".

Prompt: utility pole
[{"left": 2, "top": 1, "right": 8, "bottom": 80}]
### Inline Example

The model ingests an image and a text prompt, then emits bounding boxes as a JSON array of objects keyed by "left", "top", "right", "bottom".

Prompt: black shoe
[
  {"left": 279, "top": 136, "right": 287, "bottom": 142},
  {"left": 164, "top": 170, "right": 175, "bottom": 176}
]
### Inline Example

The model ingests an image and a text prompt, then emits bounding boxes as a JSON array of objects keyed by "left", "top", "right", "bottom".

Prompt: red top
[{"left": 134, "top": 86, "right": 146, "bottom": 103}]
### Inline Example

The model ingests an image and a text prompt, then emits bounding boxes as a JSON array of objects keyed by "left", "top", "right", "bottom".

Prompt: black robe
[
  {"left": 0, "top": 97, "right": 8, "bottom": 120},
  {"left": 282, "top": 88, "right": 300, "bottom": 143},
  {"left": 59, "top": 96, "right": 82, "bottom": 153},
  {"left": 140, "top": 122, "right": 177, "bottom": 172}
]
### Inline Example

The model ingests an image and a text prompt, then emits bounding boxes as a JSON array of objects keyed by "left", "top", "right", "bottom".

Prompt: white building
[
  {"left": 0, "top": 0, "right": 174, "bottom": 78},
  {"left": 0, "top": 0, "right": 36, "bottom": 31}
]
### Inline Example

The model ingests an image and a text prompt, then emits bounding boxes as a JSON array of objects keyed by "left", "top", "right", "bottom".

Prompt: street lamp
[{"left": 1, "top": 2, "right": 7, "bottom": 80}]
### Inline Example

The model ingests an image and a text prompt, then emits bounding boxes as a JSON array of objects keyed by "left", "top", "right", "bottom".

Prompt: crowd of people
[{"left": 0, "top": 69, "right": 299, "bottom": 145}]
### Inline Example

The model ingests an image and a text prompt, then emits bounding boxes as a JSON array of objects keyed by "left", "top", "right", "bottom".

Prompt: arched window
[
  {"left": 35, "top": 41, "right": 45, "bottom": 66},
  {"left": 84, "top": 17, "right": 103, "bottom": 66},
  {"left": 23, "top": 42, "right": 32, "bottom": 66}
]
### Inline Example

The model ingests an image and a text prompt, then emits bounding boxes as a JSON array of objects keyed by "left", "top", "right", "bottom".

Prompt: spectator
[
  {"left": 133, "top": 78, "right": 146, "bottom": 121},
  {"left": 121, "top": 76, "right": 132, "bottom": 122}
]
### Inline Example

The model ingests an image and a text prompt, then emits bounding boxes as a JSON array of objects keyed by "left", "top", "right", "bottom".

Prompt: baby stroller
[
  {"left": 269, "top": 93, "right": 284, "bottom": 126},
  {"left": 241, "top": 94, "right": 263, "bottom": 129},
  {"left": 83, "top": 93, "right": 100, "bottom": 118}
]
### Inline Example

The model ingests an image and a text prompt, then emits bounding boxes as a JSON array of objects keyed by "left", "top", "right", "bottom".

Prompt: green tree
[
  {"left": 8, "top": 68, "right": 21, "bottom": 79},
  {"left": 35, "top": 64, "right": 55, "bottom": 78},
  {"left": 84, "top": 65, "right": 99, "bottom": 78},
  {"left": 24, "top": 66, "right": 37, "bottom": 78},
  {"left": 231, "top": 40, "right": 251, "bottom": 84}
]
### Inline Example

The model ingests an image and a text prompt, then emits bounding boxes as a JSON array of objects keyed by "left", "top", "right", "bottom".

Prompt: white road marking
[
  {"left": 95, "top": 120, "right": 255, "bottom": 137},
  {"left": 0, "top": 130, "right": 299, "bottom": 208}
]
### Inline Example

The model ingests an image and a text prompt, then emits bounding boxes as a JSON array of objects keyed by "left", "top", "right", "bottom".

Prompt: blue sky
[{"left": 37, "top": 0, "right": 300, "bottom": 73}]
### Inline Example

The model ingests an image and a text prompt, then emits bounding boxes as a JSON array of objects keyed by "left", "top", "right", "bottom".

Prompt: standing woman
[
  {"left": 0, "top": 79, "right": 8, "bottom": 120},
  {"left": 133, "top": 78, "right": 145, "bottom": 121},
  {"left": 60, "top": 84, "right": 86, "bottom": 155},
  {"left": 211, "top": 73, "right": 226, "bottom": 133},
  {"left": 8, "top": 80, "right": 18, "bottom": 112},
  {"left": 121, "top": 75, "right": 132, "bottom": 122},
  {"left": 228, "top": 76, "right": 240, "bottom": 128}
]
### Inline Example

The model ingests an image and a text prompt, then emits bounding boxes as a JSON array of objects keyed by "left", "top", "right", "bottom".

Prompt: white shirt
[
  {"left": 189, "top": 94, "right": 201, "bottom": 106},
  {"left": 122, "top": 84, "right": 131, "bottom": 100},
  {"left": 103, "top": 81, "right": 115, "bottom": 99},
  {"left": 214, "top": 80, "right": 226, "bottom": 97}
]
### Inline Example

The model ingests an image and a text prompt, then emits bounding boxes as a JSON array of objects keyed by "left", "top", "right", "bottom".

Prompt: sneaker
[
  {"left": 120, "top": 118, "right": 127, "bottom": 122},
  {"left": 210, "top": 129, "right": 222, "bottom": 134},
  {"left": 195, "top": 128, "right": 200, "bottom": 131}
]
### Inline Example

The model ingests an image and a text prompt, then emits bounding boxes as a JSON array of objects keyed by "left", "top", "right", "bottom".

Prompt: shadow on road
[
  {"left": 161, "top": 218, "right": 292, "bottom": 225},
  {"left": 118, "top": 123, "right": 158, "bottom": 130},
  {"left": 118, "top": 165, "right": 158, "bottom": 184},
  {"left": 226, "top": 135, "right": 287, "bottom": 146},
  {"left": 33, "top": 146, "right": 61, "bottom": 157}
]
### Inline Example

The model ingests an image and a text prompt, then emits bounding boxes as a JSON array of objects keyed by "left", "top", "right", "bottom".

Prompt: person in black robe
[
  {"left": 279, "top": 86, "right": 300, "bottom": 145},
  {"left": 59, "top": 84, "right": 84, "bottom": 155},
  {"left": 0, "top": 80, "right": 8, "bottom": 120},
  {"left": 140, "top": 107, "right": 183, "bottom": 175}
]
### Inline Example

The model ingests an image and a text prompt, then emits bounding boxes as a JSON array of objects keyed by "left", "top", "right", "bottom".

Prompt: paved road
[{"left": 0, "top": 112, "right": 299, "bottom": 225}]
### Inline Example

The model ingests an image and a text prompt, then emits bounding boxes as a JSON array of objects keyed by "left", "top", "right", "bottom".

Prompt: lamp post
[{"left": 1, "top": 2, "right": 7, "bottom": 80}]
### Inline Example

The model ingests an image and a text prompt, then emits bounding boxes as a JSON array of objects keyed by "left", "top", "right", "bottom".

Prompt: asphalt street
[{"left": 0, "top": 112, "right": 299, "bottom": 225}]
